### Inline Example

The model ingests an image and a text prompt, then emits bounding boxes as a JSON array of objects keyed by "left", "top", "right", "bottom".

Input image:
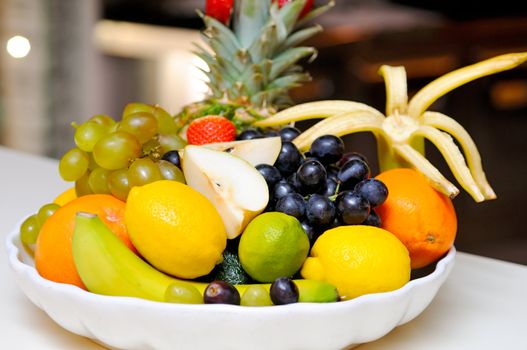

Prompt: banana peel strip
[
  {"left": 414, "top": 126, "right": 485, "bottom": 202},
  {"left": 378, "top": 65, "right": 408, "bottom": 116},
  {"left": 253, "top": 100, "right": 384, "bottom": 127},
  {"left": 393, "top": 143, "right": 460, "bottom": 199},
  {"left": 408, "top": 52, "right": 527, "bottom": 118},
  {"left": 293, "top": 110, "right": 385, "bottom": 151},
  {"left": 422, "top": 111, "right": 496, "bottom": 200}
]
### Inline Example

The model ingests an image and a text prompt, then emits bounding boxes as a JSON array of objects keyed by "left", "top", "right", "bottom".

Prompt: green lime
[{"left": 239, "top": 212, "right": 309, "bottom": 283}]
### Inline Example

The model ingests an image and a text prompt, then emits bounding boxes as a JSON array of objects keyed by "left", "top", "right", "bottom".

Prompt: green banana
[{"left": 72, "top": 212, "right": 338, "bottom": 303}]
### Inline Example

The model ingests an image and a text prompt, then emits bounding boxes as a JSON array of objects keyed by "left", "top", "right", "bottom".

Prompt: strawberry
[
  {"left": 275, "top": 0, "right": 314, "bottom": 18},
  {"left": 186, "top": 115, "right": 237, "bottom": 145},
  {"left": 205, "top": 0, "right": 234, "bottom": 25}
]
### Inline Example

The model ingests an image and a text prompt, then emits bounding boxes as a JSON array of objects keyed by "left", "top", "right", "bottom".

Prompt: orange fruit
[
  {"left": 375, "top": 168, "right": 457, "bottom": 269},
  {"left": 35, "top": 194, "right": 135, "bottom": 289},
  {"left": 53, "top": 187, "right": 77, "bottom": 206}
]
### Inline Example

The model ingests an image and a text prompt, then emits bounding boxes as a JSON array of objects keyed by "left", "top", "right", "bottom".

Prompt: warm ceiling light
[{"left": 6, "top": 35, "right": 31, "bottom": 58}]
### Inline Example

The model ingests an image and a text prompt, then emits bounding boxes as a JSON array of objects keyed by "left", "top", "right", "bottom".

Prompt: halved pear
[
  {"left": 179, "top": 137, "right": 282, "bottom": 167},
  {"left": 182, "top": 146, "right": 269, "bottom": 239}
]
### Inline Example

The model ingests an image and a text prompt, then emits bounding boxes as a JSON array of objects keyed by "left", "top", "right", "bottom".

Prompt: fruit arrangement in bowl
[{"left": 7, "top": 0, "right": 527, "bottom": 348}]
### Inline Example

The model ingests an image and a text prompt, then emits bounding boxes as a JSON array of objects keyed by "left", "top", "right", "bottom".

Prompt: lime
[{"left": 239, "top": 212, "right": 309, "bottom": 283}]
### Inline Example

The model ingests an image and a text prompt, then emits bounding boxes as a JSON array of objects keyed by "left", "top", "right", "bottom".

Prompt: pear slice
[
  {"left": 182, "top": 146, "right": 269, "bottom": 239},
  {"left": 203, "top": 136, "right": 282, "bottom": 166},
  {"left": 178, "top": 137, "right": 282, "bottom": 167}
]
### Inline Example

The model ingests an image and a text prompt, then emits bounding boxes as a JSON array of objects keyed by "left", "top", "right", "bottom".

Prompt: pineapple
[{"left": 175, "top": 0, "right": 334, "bottom": 138}]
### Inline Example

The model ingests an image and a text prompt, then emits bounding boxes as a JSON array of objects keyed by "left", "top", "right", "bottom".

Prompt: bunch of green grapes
[
  {"left": 20, "top": 203, "right": 60, "bottom": 246},
  {"left": 59, "top": 103, "right": 186, "bottom": 201}
]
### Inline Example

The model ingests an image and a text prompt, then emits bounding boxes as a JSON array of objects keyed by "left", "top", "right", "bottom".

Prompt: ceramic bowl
[{"left": 6, "top": 224, "right": 455, "bottom": 350}]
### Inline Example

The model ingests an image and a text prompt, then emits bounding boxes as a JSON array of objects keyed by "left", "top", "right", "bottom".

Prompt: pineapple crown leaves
[{"left": 195, "top": 0, "right": 334, "bottom": 110}]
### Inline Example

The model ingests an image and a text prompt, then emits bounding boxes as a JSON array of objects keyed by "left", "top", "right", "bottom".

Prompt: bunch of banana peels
[{"left": 255, "top": 53, "right": 527, "bottom": 202}]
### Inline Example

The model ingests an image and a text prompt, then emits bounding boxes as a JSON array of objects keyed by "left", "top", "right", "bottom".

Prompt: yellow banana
[{"left": 254, "top": 52, "right": 527, "bottom": 202}]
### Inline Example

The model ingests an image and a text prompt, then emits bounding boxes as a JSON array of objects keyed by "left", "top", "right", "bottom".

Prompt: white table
[{"left": 1, "top": 146, "right": 526, "bottom": 349}]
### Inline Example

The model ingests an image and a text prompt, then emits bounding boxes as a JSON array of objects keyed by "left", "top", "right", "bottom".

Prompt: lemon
[
  {"left": 239, "top": 212, "right": 309, "bottom": 283},
  {"left": 125, "top": 180, "right": 227, "bottom": 279},
  {"left": 53, "top": 187, "right": 76, "bottom": 206},
  {"left": 301, "top": 225, "right": 410, "bottom": 300}
]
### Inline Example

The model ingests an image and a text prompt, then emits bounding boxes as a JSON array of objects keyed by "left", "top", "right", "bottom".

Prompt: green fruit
[
  {"left": 72, "top": 212, "right": 337, "bottom": 303},
  {"left": 241, "top": 285, "right": 273, "bottom": 306},
  {"left": 36, "top": 203, "right": 60, "bottom": 226},
  {"left": 165, "top": 282, "right": 203, "bottom": 304},
  {"left": 239, "top": 212, "right": 309, "bottom": 283},
  {"left": 72, "top": 212, "right": 178, "bottom": 301},
  {"left": 59, "top": 148, "right": 90, "bottom": 181},
  {"left": 20, "top": 214, "right": 40, "bottom": 245}
]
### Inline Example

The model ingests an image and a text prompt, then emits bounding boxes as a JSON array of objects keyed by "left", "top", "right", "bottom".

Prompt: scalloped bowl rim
[{"left": 6, "top": 220, "right": 456, "bottom": 350}]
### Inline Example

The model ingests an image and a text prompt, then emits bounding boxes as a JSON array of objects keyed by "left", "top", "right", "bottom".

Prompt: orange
[
  {"left": 53, "top": 187, "right": 77, "bottom": 206},
  {"left": 35, "top": 194, "right": 135, "bottom": 289},
  {"left": 375, "top": 168, "right": 457, "bottom": 269}
]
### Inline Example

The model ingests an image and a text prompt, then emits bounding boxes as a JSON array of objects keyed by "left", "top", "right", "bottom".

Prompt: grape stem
[{"left": 328, "top": 182, "right": 341, "bottom": 201}]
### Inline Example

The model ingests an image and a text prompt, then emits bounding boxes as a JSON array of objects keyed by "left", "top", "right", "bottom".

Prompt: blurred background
[{"left": 1, "top": 0, "right": 526, "bottom": 264}]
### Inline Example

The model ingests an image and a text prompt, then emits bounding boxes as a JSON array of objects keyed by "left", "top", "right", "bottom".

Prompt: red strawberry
[
  {"left": 186, "top": 115, "right": 237, "bottom": 145},
  {"left": 205, "top": 0, "right": 234, "bottom": 25},
  {"left": 276, "top": 0, "right": 314, "bottom": 18}
]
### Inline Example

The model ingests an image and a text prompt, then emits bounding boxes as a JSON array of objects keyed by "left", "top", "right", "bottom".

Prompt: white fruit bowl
[{"left": 6, "top": 223, "right": 455, "bottom": 350}]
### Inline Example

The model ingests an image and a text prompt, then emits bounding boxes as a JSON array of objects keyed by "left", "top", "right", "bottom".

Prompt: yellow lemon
[
  {"left": 301, "top": 225, "right": 410, "bottom": 300},
  {"left": 125, "top": 180, "right": 227, "bottom": 279},
  {"left": 53, "top": 187, "right": 77, "bottom": 206},
  {"left": 239, "top": 212, "right": 309, "bottom": 283}
]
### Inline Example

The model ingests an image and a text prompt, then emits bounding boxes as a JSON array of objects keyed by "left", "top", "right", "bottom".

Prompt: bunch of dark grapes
[
  {"left": 253, "top": 129, "right": 388, "bottom": 244},
  {"left": 58, "top": 103, "right": 186, "bottom": 201}
]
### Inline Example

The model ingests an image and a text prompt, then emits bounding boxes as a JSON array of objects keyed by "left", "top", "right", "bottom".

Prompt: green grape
[
  {"left": 158, "top": 133, "right": 187, "bottom": 154},
  {"left": 240, "top": 285, "right": 273, "bottom": 306},
  {"left": 59, "top": 148, "right": 90, "bottom": 181},
  {"left": 93, "top": 131, "right": 142, "bottom": 170},
  {"left": 128, "top": 158, "right": 163, "bottom": 187},
  {"left": 87, "top": 152, "right": 98, "bottom": 171},
  {"left": 118, "top": 112, "right": 159, "bottom": 144},
  {"left": 157, "top": 160, "right": 185, "bottom": 183},
  {"left": 37, "top": 203, "right": 60, "bottom": 226},
  {"left": 164, "top": 282, "right": 203, "bottom": 304},
  {"left": 142, "top": 138, "right": 161, "bottom": 157},
  {"left": 122, "top": 102, "right": 153, "bottom": 117},
  {"left": 88, "top": 167, "right": 111, "bottom": 194},
  {"left": 20, "top": 214, "right": 41, "bottom": 245},
  {"left": 74, "top": 121, "right": 110, "bottom": 152},
  {"left": 122, "top": 103, "right": 177, "bottom": 134},
  {"left": 153, "top": 106, "right": 178, "bottom": 134},
  {"left": 89, "top": 114, "right": 116, "bottom": 127},
  {"left": 108, "top": 169, "right": 130, "bottom": 201},
  {"left": 109, "top": 121, "right": 120, "bottom": 133},
  {"left": 75, "top": 172, "right": 93, "bottom": 196}
]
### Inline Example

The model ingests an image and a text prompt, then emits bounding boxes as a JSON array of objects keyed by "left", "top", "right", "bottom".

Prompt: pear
[
  {"left": 182, "top": 146, "right": 269, "bottom": 239},
  {"left": 203, "top": 137, "right": 282, "bottom": 166},
  {"left": 178, "top": 137, "right": 282, "bottom": 167}
]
